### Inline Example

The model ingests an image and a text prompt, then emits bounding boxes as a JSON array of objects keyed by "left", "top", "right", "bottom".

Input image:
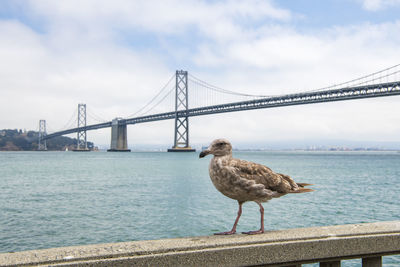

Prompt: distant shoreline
[
  {"left": 233, "top": 148, "right": 400, "bottom": 152},
  {"left": 2, "top": 149, "right": 399, "bottom": 153}
]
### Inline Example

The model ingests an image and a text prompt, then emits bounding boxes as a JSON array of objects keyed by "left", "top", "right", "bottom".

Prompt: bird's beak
[{"left": 199, "top": 149, "right": 210, "bottom": 158}]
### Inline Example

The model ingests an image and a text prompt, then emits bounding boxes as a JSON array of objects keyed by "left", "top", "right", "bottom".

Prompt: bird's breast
[
  {"left": 208, "top": 157, "right": 249, "bottom": 201},
  {"left": 209, "top": 158, "right": 231, "bottom": 188}
]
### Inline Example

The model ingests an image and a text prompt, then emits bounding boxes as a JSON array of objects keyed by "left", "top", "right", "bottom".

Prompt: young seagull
[{"left": 199, "top": 138, "right": 313, "bottom": 235}]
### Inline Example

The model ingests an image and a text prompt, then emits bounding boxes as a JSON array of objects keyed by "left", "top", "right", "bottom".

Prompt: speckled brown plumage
[{"left": 199, "top": 138, "right": 313, "bottom": 235}]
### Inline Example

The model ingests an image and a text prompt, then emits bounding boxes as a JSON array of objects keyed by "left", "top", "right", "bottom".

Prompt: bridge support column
[
  {"left": 168, "top": 70, "right": 195, "bottom": 152},
  {"left": 107, "top": 119, "right": 131, "bottom": 152},
  {"left": 38, "top": 120, "right": 47, "bottom": 151},
  {"left": 73, "top": 104, "right": 90, "bottom": 152}
]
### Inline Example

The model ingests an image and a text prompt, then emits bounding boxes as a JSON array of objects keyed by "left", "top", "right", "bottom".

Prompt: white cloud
[
  {"left": 188, "top": 20, "right": 400, "bottom": 147},
  {"left": 0, "top": 19, "right": 172, "bottom": 130},
  {"left": 359, "top": 0, "right": 400, "bottom": 11},
  {"left": 1, "top": 1, "right": 400, "bottom": 148},
  {"left": 27, "top": 0, "right": 291, "bottom": 38},
  {"left": 194, "top": 21, "right": 400, "bottom": 93}
]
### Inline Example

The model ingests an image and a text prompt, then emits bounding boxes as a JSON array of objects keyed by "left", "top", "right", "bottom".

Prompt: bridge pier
[
  {"left": 107, "top": 118, "right": 130, "bottom": 152},
  {"left": 168, "top": 70, "right": 195, "bottom": 152}
]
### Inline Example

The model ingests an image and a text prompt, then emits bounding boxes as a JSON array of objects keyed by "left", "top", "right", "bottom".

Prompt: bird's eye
[{"left": 217, "top": 142, "right": 224, "bottom": 146}]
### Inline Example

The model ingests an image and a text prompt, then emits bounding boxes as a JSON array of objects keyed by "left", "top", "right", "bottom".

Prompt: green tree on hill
[{"left": 0, "top": 129, "right": 94, "bottom": 151}]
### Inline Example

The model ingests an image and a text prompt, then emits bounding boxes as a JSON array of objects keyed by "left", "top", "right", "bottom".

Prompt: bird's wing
[{"left": 228, "top": 158, "right": 298, "bottom": 193}]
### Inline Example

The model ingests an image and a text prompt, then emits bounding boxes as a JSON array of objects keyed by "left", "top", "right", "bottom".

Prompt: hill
[{"left": 0, "top": 129, "right": 94, "bottom": 151}]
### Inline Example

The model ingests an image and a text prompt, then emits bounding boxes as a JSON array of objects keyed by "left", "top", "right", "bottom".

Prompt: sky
[{"left": 1, "top": 0, "right": 400, "bottom": 149}]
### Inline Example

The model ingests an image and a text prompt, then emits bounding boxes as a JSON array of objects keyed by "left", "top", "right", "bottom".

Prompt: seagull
[{"left": 199, "top": 138, "right": 314, "bottom": 235}]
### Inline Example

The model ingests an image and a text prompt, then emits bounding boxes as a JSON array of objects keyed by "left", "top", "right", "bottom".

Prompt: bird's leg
[
  {"left": 214, "top": 201, "right": 243, "bottom": 235},
  {"left": 242, "top": 202, "right": 265, "bottom": 235}
]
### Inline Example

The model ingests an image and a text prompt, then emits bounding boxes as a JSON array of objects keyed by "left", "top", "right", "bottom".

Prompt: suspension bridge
[{"left": 38, "top": 65, "right": 400, "bottom": 152}]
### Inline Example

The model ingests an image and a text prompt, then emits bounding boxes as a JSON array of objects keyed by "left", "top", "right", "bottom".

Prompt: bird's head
[{"left": 199, "top": 138, "right": 232, "bottom": 158}]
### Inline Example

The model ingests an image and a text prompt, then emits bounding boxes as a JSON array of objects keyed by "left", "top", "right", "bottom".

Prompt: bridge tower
[
  {"left": 107, "top": 118, "right": 131, "bottom": 152},
  {"left": 38, "top": 119, "right": 47, "bottom": 151},
  {"left": 74, "top": 103, "right": 90, "bottom": 151},
  {"left": 168, "top": 70, "right": 195, "bottom": 152}
]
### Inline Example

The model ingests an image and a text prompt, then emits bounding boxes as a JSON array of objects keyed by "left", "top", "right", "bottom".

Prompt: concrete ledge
[{"left": 1, "top": 221, "right": 399, "bottom": 266}]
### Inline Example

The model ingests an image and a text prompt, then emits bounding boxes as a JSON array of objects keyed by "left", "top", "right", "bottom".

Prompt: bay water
[{"left": 1, "top": 151, "right": 399, "bottom": 266}]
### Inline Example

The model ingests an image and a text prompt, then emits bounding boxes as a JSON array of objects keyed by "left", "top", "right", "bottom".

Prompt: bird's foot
[
  {"left": 242, "top": 229, "right": 264, "bottom": 235},
  {"left": 214, "top": 230, "right": 236, "bottom": 235}
]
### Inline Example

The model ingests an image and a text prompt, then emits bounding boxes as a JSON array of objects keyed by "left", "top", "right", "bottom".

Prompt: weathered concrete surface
[
  {"left": 1, "top": 221, "right": 399, "bottom": 266},
  {"left": 108, "top": 119, "right": 130, "bottom": 152}
]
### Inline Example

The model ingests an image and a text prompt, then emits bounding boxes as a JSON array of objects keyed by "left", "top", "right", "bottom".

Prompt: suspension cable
[
  {"left": 190, "top": 64, "right": 400, "bottom": 100},
  {"left": 46, "top": 124, "right": 55, "bottom": 134},
  {"left": 57, "top": 109, "right": 78, "bottom": 131},
  {"left": 87, "top": 107, "right": 108, "bottom": 123},
  {"left": 136, "top": 86, "right": 175, "bottom": 116},
  {"left": 189, "top": 74, "right": 269, "bottom": 98},
  {"left": 308, "top": 64, "right": 400, "bottom": 93},
  {"left": 126, "top": 74, "right": 175, "bottom": 118},
  {"left": 54, "top": 64, "right": 400, "bottom": 131}
]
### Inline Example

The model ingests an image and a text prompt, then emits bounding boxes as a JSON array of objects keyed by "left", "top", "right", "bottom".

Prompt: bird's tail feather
[
  {"left": 291, "top": 187, "right": 314, "bottom": 193},
  {"left": 297, "top": 183, "right": 314, "bottom": 187},
  {"left": 290, "top": 182, "right": 314, "bottom": 193}
]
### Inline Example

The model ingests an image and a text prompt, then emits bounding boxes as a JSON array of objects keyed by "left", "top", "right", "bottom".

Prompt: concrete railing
[{"left": 1, "top": 221, "right": 399, "bottom": 266}]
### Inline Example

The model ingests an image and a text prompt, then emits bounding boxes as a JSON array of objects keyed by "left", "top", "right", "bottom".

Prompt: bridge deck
[{"left": 44, "top": 81, "right": 400, "bottom": 140}]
